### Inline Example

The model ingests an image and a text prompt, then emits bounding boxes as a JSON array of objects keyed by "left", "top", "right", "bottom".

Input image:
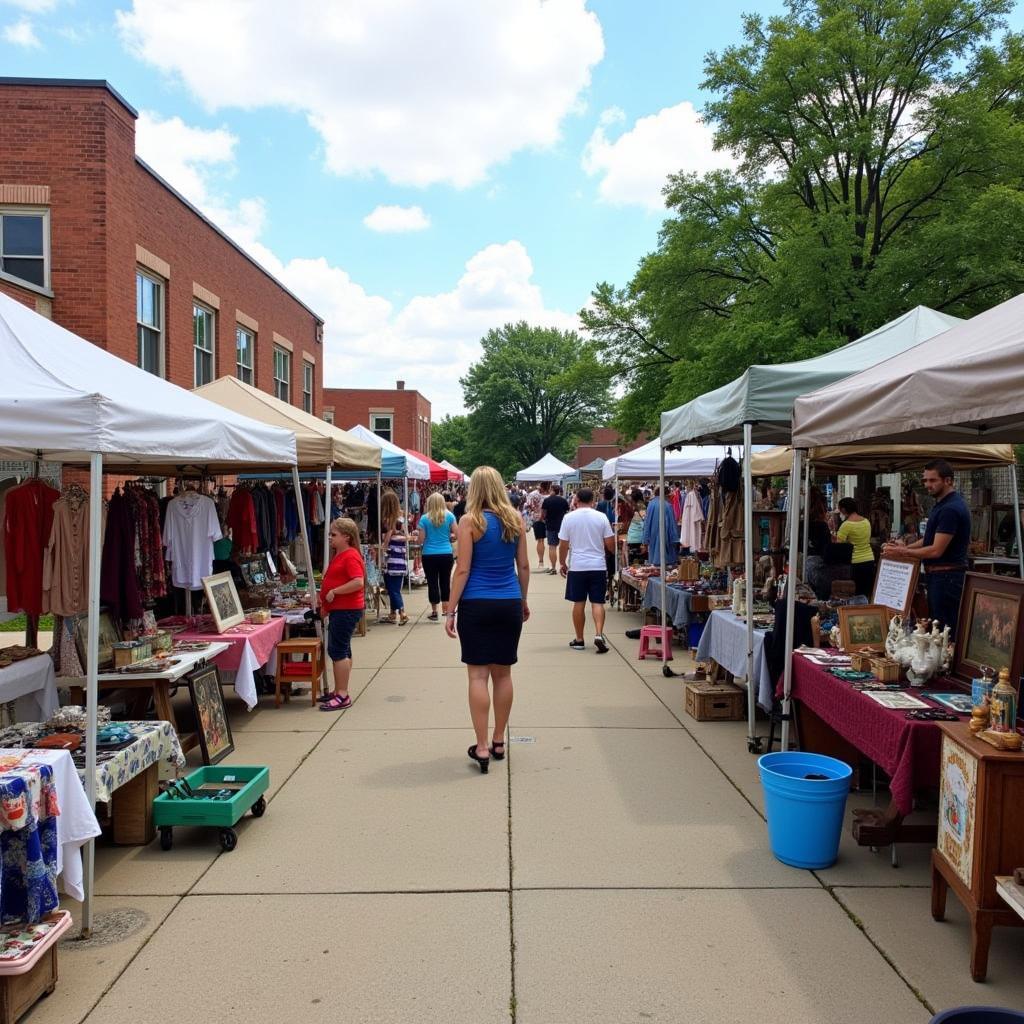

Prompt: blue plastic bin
[
  {"left": 687, "top": 621, "right": 704, "bottom": 648},
  {"left": 758, "top": 751, "right": 852, "bottom": 869},
  {"left": 930, "top": 1010, "right": 1024, "bottom": 1023}
]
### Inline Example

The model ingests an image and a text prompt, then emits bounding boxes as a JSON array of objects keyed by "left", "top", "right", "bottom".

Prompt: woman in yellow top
[{"left": 836, "top": 497, "right": 875, "bottom": 598}]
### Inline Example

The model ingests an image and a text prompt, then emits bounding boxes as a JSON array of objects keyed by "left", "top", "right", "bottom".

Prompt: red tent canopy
[{"left": 404, "top": 448, "right": 458, "bottom": 483}]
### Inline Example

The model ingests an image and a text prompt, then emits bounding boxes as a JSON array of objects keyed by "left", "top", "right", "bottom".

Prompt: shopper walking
[
  {"left": 380, "top": 489, "right": 409, "bottom": 625},
  {"left": 836, "top": 497, "right": 875, "bottom": 599},
  {"left": 418, "top": 491, "right": 457, "bottom": 621},
  {"left": 446, "top": 466, "right": 531, "bottom": 775},
  {"left": 540, "top": 483, "right": 570, "bottom": 574},
  {"left": 527, "top": 482, "right": 550, "bottom": 569},
  {"left": 318, "top": 518, "right": 365, "bottom": 712},
  {"left": 558, "top": 487, "right": 614, "bottom": 653}
]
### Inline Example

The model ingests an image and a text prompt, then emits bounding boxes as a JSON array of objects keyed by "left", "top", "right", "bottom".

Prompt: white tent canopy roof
[
  {"left": 438, "top": 459, "right": 467, "bottom": 481},
  {"left": 0, "top": 292, "right": 296, "bottom": 468},
  {"left": 603, "top": 437, "right": 768, "bottom": 481},
  {"left": 793, "top": 293, "right": 1024, "bottom": 447},
  {"left": 345, "top": 423, "right": 431, "bottom": 479},
  {"left": 751, "top": 443, "right": 1015, "bottom": 476},
  {"left": 660, "top": 306, "right": 962, "bottom": 448},
  {"left": 515, "top": 452, "right": 576, "bottom": 482}
]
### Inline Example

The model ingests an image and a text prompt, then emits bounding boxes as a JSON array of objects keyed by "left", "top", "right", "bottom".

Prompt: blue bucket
[
  {"left": 758, "top": 752, "right": 852, "bottom": 869},
  {"left": 687, "top": 621, "right": 704, "bottom": 648},
  {"left": 930, "top": 1010, "right": 1024, "bottom": 1023}
]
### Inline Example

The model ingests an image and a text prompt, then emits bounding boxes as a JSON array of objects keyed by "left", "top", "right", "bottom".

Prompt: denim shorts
[{"left": 327, "top": 609, "right": 363, "bottom": 661}]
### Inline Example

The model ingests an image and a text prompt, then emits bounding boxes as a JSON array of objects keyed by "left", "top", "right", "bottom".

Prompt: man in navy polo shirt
[{"left": 882, "top": 458, "right": 971, "bottom": 631}]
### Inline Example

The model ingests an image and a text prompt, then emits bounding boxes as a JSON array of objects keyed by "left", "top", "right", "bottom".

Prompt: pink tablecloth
[{"left": 788, "top": 653, "right": 961, "bottom": 816}]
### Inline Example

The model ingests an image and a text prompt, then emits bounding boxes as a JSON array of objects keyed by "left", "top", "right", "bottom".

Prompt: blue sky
[{"left": 2, "top": 0, "right": 1019, "bottom": 416}]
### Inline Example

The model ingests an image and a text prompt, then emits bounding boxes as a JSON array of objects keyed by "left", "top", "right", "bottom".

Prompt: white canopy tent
[
  {"left": 658, "top": 306, "right": 962, "bottom": 753},
  {"left": 0, "top": 292, "right": 297, "bottom": 936},
  {"left": 346, "top": 423, "right": 431, "bottom": 480},
  {"left": 603, "top": 438, "right": 766, "bottom": 481},
  {"left": 515, "top": 452, "right": 575, "bottom": 482},
  {"left": 439, "top": 459, "right": 468, "bottom": 482}
]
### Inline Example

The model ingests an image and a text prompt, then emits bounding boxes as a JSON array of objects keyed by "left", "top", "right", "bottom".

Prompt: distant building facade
[
  {"left": 323, "top": 381, "right": 432, "bottom": 453},
  {"left": 574, "top": 427, "right": 648, "bottom": 469}
]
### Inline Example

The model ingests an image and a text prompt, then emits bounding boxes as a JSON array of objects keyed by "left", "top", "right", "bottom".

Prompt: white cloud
[
  {"left": 582, "top": 101, "right": 737, "bottom": 211},
  {"left": 2, "top": 17, "right": 40, "bottom": 46},
  {"left": 135, "top": 111, "right": 238, "bottom": 203},
  {"left": 116, "top": 0, "right": 604, "bottom": 188},
  {"left": 362, "top": 205, "right": 431, "bottom": 233}
]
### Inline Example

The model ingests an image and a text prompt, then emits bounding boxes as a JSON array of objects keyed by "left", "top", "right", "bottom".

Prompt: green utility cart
[{"left": 153, "top": 765, "right": 269, "bottom": 852}]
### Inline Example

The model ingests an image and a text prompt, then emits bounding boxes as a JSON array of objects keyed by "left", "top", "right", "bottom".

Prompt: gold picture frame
[
  {"left": 838, "top": 604, "right": 889, "bottom": 653},
  {"left": 201, "top": 572, "right": 245, "bottom": 633}
]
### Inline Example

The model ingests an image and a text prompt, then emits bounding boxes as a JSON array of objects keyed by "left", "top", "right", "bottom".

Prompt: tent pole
[
  {"left": 323, "top": 466, "right": 333, "bottom": 574},
  {"left": 743, "top": 423, "right": 758, "bottom": 753},
  {"left": 404, "top": 477, "right": 410, "bottom": 593},
  {"left": 801, "top": 458, "right": 812, "bottom": 565},
  {"left": 82, "top": 452, "right": 103, "bottom": 938},
  {"left": 781, "top": 448, "right": 804, "bottom": 753},
  {"left": 659, "top": 446, "right": 668, "bottom": 668},
  {"left": 1011, "top": 462, "right": 1024, "bottom": 579},
  {"left": 376, "top": 472, "right": 382, "bottom": 613},
  {"left": 292, "top": 465, "right": 320, "bottom": 613},
  {"left": 612, "top": 474, "right": 618, "bottom": 607}
]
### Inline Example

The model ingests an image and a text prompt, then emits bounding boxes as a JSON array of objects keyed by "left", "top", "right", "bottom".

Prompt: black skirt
[{"left": 457, "top": 599, "right": 524, "bottom": 666}]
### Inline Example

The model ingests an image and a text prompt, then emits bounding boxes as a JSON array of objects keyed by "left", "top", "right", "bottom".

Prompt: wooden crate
[
  {"left": 685, "top": 681, "right": 745, "bottom": 722},
  {"left": 0, "top": 946, "right": 58, "bottom": 1024}
]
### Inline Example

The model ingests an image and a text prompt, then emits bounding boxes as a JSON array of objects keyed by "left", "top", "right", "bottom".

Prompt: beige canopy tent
[{"left": 751, "top": 443, "right": 1015, "bottom": 476}]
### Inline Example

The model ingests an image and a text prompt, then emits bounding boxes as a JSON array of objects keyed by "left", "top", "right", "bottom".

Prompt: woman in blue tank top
[{"left": 446, "top": 466, "right": 531, "bottom": 774}]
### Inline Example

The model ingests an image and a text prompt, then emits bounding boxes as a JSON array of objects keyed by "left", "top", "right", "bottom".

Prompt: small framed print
[
  {"left": 202, "top": 572, "right": 245, "bottom": 633},
  {"left": 186, "top": 664, "right": 234, "bottom": 765},
  {"left": 838, "top": 604, "right": 889, "bottom": 653}
]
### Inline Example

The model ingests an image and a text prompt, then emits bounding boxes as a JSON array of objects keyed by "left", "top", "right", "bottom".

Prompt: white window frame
[
  {"left": 0, "top": 206, "right": 51, "bottom": 295},
  {"left": 322, "top": 410, "right": 335, "bottom": 425},
  {"left": 193, "top": 302, "right": 216, "bottom": 387},
  {"left": 371, "top": 413, "right": 393, "bottom": 443},
  {"left": 236, "top": 326, "right": 254, "bottom": 385},
  {"left": 136, "top": 268, "right": 164, "bottom": 377},
  {"left": 273, "top": 345, "right": 291, "bottom": 403},
  {"left": 302, "top": 360, "right": 314, "bottom": 414}
]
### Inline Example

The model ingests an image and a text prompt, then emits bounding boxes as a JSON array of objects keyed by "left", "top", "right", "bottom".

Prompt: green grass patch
[{"left": 0, "top": 614, "right": 54, "bottom": 633}]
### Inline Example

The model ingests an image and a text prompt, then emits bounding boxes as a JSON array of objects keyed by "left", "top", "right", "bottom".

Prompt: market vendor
[{"left": 882, "top": 458, "right": 971, "bottom": 631}]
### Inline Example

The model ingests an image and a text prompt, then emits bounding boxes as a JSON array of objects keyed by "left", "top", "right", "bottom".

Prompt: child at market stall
[
  {"left": 380, "top": 489, "right": 409, "bottom": 625},
  {"left": 318, "top": 518, "right": 365, "bottom": 712}
]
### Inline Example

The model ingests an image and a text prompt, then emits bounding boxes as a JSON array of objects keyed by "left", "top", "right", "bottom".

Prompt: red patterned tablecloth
[
  {"left": 787, "top": 653, "right": 963, "bottom": 816},
  {"left": 173, "top": 618, "right": 285, "bottom": 672}
]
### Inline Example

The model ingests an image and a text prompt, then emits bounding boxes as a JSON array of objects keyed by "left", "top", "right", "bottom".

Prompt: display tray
[
  {"left": 153, "top": 765, "right": 269, "bottom": 829},
  {"left": 0, "top": 911, "right": 72, "bottom": 976}
]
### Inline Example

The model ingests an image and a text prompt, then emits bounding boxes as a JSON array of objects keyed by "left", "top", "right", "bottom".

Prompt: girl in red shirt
[{"left": 318, "top": 518, "right": 365, "bottom": 712}]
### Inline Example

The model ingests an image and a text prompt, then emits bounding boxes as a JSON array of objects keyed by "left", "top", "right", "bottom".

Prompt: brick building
[
  {"left": 573, "top": 427, "right": 648, "bottom": 468},
  {"left": 0, "top": 78, "right": 323, "bottom": 412},
  {"left": 323, "top": 381, "right": 432, "bottom": 454}
]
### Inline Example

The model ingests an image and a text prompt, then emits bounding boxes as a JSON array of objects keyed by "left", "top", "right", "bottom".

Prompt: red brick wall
[{"left": 323, "top": 387, "right": 432, "bottom": 452}]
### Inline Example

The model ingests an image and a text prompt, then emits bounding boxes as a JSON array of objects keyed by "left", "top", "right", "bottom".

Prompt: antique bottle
[{"left": 989, "top": 667, "right": 1019, "bottom": 734}]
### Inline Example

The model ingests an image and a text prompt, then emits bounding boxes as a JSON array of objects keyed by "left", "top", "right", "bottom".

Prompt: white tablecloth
[
  {"left": 0, "top": 748, "right": 100, "bottom": 902},
  {"left": 0, "top": 655, "right": 59, "bottom": 721},
  {"left": 694, "top": 609, "right": 774, "bottom": 712}
]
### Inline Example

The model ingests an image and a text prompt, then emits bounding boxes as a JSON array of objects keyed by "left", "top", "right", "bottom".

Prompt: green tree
[
  {"left": 430, "top": 414, "right": 474, "bottom": 471},
  {"left": 584, "top": 0, "right": 1024, "bottom": 433},
  {"left": 460, "top": 322, "right": 614, "bottom": 477}
]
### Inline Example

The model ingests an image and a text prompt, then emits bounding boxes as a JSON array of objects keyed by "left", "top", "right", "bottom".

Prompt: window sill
[{"left": 0, "top": 271, "right": 53, "bottom": 299}]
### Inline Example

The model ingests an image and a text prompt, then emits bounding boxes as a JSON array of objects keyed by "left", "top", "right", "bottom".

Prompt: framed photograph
[
  {"left": 73, "top": 609, "right": 121, "bottom": 671},
  {"left": 953, "top": 573, "right": 1024, "bottom": 684},
  {"left": 838, "top": 604, "right": 889, "bottom": 653},
  {"left": 201, "top": 572, "right": 245, "bottom": 633},
  {"left": 871, "top": 555, "right": 920, "bottom": 619},
  {"left": 186, "top": 664, "right": 233, "bottom": 765}
]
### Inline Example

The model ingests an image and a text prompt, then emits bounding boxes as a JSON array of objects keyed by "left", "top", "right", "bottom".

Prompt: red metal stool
[{"left": 638, "top": 625, "right": 673, "bottom": 661}]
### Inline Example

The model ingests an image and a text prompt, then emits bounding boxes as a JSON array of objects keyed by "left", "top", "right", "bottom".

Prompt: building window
[
  {"left": 0, "top": 208, "right": 49, "bottom": 291},
  {"left": 302, "top": 361, "right": 314, "bottom": 414},
  {"left": 193, "top": 303, "right": 215, "bottom": 387},
  {"left": 273, "top": 345, "right": 290, "bottom": 402},
  {"left": 323, "top": 410, "right": 335, "bottom": 425},
  {"left": 236, "top": 327, "right": 254, "bottom": 385},
  {"left": 371, "top": 413, "right": 393, "bottom": 443},
  {"left": 136, "top": 269, "right": 163, "bottom": 376}
]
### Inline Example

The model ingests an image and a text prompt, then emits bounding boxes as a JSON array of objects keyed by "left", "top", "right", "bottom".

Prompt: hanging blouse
[
  {"left": 226, "top": 487, "right": 259, "bottom": 553},
  {"left": 100, "top": 489, "right": 143, "bottom": 622},
  {"left": 163, "top": 491, "right": 222, "bottom": 590},
  {"left": 42, "top": 488, "right": 94, "bottom": 617},
  {"left": 3, "top": 479, "right": 59, "bottom": 617}
]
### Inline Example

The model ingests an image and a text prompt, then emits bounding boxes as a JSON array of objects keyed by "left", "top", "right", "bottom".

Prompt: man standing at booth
[{"left": 882, "top": 459, "right": 971, "bottom": 631}]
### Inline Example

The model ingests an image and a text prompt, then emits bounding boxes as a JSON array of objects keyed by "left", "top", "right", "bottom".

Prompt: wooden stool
[
  {"left": 638, "top": 625, "right": 673, "bottom": 661},
  {"left": 273, "top": 638, "right": 325, "bottom": 707}
]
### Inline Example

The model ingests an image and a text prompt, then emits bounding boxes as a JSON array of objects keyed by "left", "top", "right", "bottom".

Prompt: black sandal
[
  {"left": 467, "top": 745, "right": 490, "bottom": 774},
  {"left": 489, "top": 740, "right": 506, "bottom": 760}
]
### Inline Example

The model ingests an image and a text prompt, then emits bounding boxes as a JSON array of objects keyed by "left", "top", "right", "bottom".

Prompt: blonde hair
[
  {"left": 380, "top": 489, "right": 401, "bottom": 530},
  {"left": 330, "top": 517, "right": 360, "bottom": 550},
  {"left": 425, "top": 490, "right": 448, "bottom": 527},
  {"left": 465, "top": 466, "right": 522, "bottom": 542}
]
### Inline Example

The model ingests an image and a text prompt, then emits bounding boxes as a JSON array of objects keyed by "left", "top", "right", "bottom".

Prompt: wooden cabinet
[{"left": 931, "top": 722, "right": 1024, "bottom": 980}]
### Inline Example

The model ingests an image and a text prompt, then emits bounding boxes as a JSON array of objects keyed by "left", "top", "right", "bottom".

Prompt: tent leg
[
  {"left": 612, "top": 474, "right": 618, "bottom": 607},
  {"left": 404, "top": 477, "right": 410, "bottom": 593},
  {"left": 1011, "top": 463, "right": 1024, "bottom": 579},
  {"left": 659, "top": 446, "right": 672, "bottom": 676},
  {"left": 781, "top": 449, "right": 803, "bottom": 754},
  {"left": 82, "top": 452, "right": 103, "bottom": 938},
  {"left": 801, "top": 459, "right": 811, "bottom": 565},
  {"left": 743, "top": 423, "right": 759, "bottom": 753},
  {"left": 292, "top": 468, "right": 323, "bottom": 681},
  {"left": 323, "top": 466, "right": 333, "bottom": 574}
]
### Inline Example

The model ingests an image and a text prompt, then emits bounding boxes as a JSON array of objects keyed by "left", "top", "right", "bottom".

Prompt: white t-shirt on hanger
[{"left": 164, "top": 491, "right": 222, "bottom": 590}]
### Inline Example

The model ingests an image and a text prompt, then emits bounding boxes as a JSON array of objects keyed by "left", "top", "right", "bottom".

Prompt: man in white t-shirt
[{"left": 558, "top": 487, "right": 615, "bottom": 653}]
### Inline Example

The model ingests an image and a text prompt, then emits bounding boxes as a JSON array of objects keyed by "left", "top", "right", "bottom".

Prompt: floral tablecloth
[{"left": 0, "top": 762, "right": 59, "bottom": 923}]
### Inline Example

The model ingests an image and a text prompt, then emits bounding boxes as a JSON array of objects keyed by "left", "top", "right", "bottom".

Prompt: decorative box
[
  {"left": 112, "top": 638, "right": 153, "bottom": 668},
  {"left": 247, "top": 609, "right": 271, "bottom": 625},
  {"left": 150, "top": 630, "right": 173, "bottom": 654},
  {"left": 870, "top": 657, "right": 901, "bottom": 682},
  {"left": 850, "top": 652, "right": 875, "bottom": 672}
]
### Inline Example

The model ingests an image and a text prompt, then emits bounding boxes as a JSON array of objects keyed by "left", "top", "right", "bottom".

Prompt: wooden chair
[{"left": 273, "top": 637, "right": 325, "bottom": 707}]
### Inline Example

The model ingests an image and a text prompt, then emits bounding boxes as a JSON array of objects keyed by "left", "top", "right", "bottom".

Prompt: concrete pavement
[{"left": 35, "top": 568, "right": 1024, "bottom": 1022}]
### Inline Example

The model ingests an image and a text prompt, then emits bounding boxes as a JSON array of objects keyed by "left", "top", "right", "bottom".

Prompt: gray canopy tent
[{"left": 659, "top": 306, "right": 962, "bottom": 753}]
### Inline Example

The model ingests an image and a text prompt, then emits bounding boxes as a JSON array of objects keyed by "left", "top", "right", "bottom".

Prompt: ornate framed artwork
[
  {"left": 838, "top": 604, "right": 889, "bottom": 653},
  {"left": 186, "top": 664, "right": 234, "bottom": 765},
  {"left": 201, "top": 572, "right": 245, "bottom": 633},
  {"left": 953, "top": 573, "right": 1024, "bottom": 685}
]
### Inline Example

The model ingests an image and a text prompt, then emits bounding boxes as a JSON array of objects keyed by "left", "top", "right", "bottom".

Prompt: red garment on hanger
[
  {"left": 226, "top": 487, "right": 259, "bottom": 552},
  {"left": 4, "top": 479, "right": 59, "bottom": 616}
]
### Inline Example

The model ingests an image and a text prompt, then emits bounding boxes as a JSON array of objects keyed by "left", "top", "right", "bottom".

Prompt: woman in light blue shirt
[{"left": 417, "top": 491, "right": 458, "bottom": 620}]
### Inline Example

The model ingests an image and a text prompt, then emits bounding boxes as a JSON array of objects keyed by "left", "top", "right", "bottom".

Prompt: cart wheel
[
  {"left": 219, "top": 828, "right": 238, "bottom": 852},
  {"left": 159, "top": 827, "right": 173, "bottom": 851},
  {"left": 251, "top": 796, "right": 267, "bottom": 818}
]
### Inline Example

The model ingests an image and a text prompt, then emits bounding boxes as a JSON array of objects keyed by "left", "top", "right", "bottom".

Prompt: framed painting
[
  {"left": 73, "top": 609, "right": 121, "bottom": 672},
  {"left": 201, "top": 572, "right": 245, "bottom": 633},
  {"left": 953, "top": 573, "right": 1024, "bottom": 684},
  {"left": 838, "top": 604, "right": 889, "bottom": 653},
  {"left": 186, "top": 664, "right": 234, "bottom": 765}
]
